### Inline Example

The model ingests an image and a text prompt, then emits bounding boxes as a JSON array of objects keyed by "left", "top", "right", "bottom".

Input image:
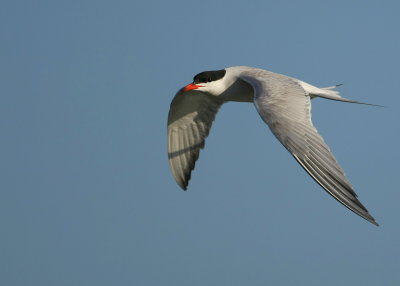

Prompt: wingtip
[
  {"left": 369, "top": 218, "right": 379, "bottom": 227},
  {"left": 364, "top": 213, "right": 379, "bottom": 226},
  {"left": 177, "top": 180, "right": 188, "bottom": 191}
]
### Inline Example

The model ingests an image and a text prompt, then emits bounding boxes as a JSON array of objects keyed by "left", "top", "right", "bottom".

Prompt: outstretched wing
[
  {"left": 168, "top": 88, "right": 223, "bottom": 190},
  {"left": 240, "top": 72, "right": 378, "bottom": 225}
]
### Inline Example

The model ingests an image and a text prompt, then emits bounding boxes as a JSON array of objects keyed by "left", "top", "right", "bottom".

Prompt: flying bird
[{"left": 167, "top": 66, "right": 378, "bottom": 225}]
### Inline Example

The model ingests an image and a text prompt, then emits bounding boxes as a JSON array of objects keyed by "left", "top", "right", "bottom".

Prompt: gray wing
[
  {"left": 168, "top": 88, "right": 223, "bottom": 190},
  {"left": 240, "top": 72, "right": 378, "bottom": 225}
]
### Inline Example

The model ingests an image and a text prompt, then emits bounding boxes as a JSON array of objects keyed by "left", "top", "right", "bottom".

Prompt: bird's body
[{"left": 168, "top": 66, "right": 378, "bottom": 225}]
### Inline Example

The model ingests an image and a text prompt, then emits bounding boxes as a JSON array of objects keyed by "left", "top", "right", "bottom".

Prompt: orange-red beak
[{"left": 183, "top": 83, "right": 203, "bottom": 92}]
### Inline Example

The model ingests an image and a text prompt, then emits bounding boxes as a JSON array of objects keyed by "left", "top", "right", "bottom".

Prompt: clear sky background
[{"left": 1, "top": 0, "right": 399, "bottom": 285}]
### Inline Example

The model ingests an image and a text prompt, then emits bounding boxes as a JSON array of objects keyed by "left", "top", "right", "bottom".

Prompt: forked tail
[{"left": 316, "top": 85, "right": 384, "bottom": 107}]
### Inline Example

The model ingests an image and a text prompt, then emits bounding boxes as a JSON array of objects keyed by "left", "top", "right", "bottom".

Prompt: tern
[{"left": 167, "top": 66, "right": 378, "bottom": 225}]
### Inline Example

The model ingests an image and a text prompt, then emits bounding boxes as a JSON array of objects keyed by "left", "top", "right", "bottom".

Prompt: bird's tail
[{"left": 316, "top": 84, "right": 383, "bottom": 107}]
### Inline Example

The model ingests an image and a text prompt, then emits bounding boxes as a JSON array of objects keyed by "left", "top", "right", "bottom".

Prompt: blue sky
[{"left": 1, "top": 0, "right": 399, "bottom": 285}]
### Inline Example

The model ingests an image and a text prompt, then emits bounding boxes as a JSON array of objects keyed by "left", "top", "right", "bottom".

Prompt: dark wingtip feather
[
  {"left": 178, "top": 179, "right": 188, "bottom": 191},
  {"left": 367, "top": 216, "right": 379, "bottom": 226}
]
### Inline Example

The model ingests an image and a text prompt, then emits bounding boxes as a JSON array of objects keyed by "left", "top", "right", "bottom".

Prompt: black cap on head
[{"left": 193, "top": 69, "right": 226, "bottom": 84}]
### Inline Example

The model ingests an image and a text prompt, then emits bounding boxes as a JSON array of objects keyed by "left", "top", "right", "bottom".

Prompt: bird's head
[{"left": 183, "top": 69, "right": 227, "bottom": 96}]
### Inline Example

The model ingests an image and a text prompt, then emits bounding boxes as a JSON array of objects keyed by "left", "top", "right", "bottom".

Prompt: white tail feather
[{"left": 299, "top": 81, "right": 383, "bottom": 107}]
